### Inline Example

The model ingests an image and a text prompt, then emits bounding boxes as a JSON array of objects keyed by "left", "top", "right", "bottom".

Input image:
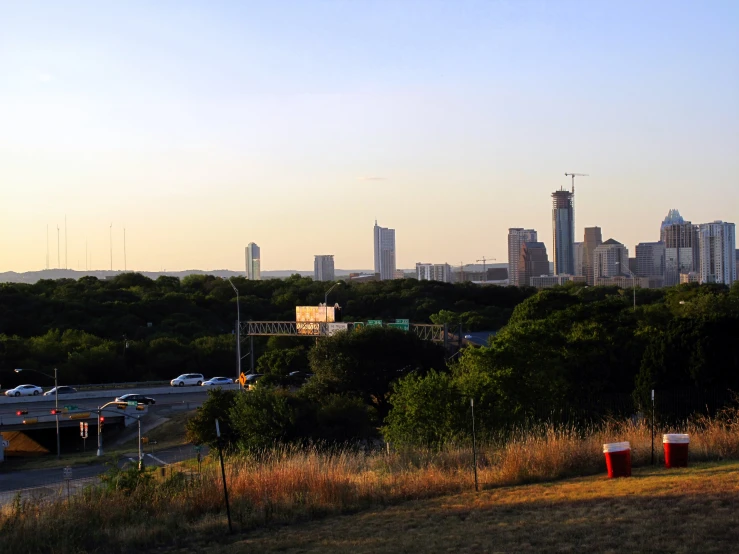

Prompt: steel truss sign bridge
[{"left": 239, "top": 321, "right": 448, "bottom": 342}]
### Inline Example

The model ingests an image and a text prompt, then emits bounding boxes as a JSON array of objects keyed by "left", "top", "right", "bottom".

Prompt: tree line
[
  {"left": 187, "top": 280, "right": 739, "bottom": 451},
  {"left": 0, "top": 272, "right": 531, "bottom": 387}
]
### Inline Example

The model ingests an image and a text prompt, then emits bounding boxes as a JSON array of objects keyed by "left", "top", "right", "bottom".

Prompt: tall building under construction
[{"left": 552, "top": 188, "right": 575, "bottom": 275}]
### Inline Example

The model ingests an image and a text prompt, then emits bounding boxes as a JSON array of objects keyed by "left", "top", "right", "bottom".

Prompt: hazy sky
[{"left": 1, "top": 0, "right": 737, "bottom": 272}]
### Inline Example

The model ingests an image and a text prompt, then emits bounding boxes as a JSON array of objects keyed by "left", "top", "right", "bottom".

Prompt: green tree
[
  {"left": 304, "top": 326, "right": 446, "bottom": 417},
  {"left": 185, "top": 388, "right": 238, "bottom": 448}
]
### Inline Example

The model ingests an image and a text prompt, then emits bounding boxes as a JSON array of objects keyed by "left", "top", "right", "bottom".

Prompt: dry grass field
[
  {"left": 193, "top": 461, "right": 739, "bottom": 554},
  {"left": 3, "top": 414, "right": 739, "bottom": 553}
]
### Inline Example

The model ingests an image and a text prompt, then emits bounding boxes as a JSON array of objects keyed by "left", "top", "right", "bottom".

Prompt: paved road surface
[
  {"left": 0, "top": 444, "right": 206, "bottom": 499},
  {"left": 0, "top": 391, "right": 210, "bottom": 417}
]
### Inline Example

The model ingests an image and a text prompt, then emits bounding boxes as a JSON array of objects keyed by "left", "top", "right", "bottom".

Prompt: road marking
[
  {"left": 147, "top": 453, "right": 168, "bottom": 465},
  {"left": 128, "top": 458, "right": 137, "bottom": 463}
]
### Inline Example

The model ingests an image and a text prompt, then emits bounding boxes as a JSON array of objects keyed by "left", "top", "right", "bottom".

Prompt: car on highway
[
  {"left": 114, "top": 393, "right": 156, "bottom": 405},
  {"left": 245, "top": 373, "right": 264, "bottom": 390},
  {"left": 202, "top": 377, "right": 233, "bottom": 387},
  {"left": 43, "top": 386, "right": 78, "bottom": 396},
  {"left": 170, "top": 373, "right": 204, "bottom": 387},
  {"left": 5, "top": 384, "right": 43, "bottom": 397}
]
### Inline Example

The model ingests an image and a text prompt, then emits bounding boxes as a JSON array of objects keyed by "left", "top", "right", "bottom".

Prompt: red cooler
[
  {"left": 663, "top": 434, "right": 689, "bottom": 468},
  {"left": 603, "top": 442, "right": 631, "bottom": 478}
]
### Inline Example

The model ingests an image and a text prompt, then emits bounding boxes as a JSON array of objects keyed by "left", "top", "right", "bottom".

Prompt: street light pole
[
  {"left": 54, "top": 367, "right": 59, "bottom": 459},
  {"left": 228, "top": 278, "right": 242, "bottom": 387},
  {"left": 324, "top": 282, "right": 340, "bottom": 335},
  {"left": 15, "top": 367, "right": 60, "bottom": 459}
]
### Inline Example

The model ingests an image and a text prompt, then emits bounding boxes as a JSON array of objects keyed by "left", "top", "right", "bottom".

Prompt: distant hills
[
  {"left": 0, "top": 269, "right": 370, "bottom": 284},
  {"left": 0, "top": 264, "right": 510, "bottom": 284}
]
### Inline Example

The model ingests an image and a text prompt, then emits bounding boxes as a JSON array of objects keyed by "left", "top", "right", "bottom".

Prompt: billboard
[
  {"left": 296, "top": 305, "right": 338, "bottom": 336},
  {"left": 296, "top": 306, "right": 337, "bottom": 323}
]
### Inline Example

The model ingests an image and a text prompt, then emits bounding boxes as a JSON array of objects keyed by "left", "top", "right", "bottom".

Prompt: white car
[
  {"left": 5, "top": 384, "right": 43, "bottom": 397},
  {"left": 170, "top": 373, "right": 204, "bottom": 387},
  {"left": 202, "top": 377, "right": 233, "bottom": 387}
]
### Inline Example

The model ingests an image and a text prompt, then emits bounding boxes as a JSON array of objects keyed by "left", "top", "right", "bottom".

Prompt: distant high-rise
[
  {"left": 517, "top": 242, "right": 550, "bottom": 287},
  {"left": 697, "top": 221, "right": 736, "bottom": 285},
  {"left": 660, "top": 210, "right": 698, "bottom": 286},
  {"left": 245, "top": 243, "right": 261, "bottom": 280},
  {"left": 416, "top": 263, "right": 452, "bottom": 283},
  {"left": 593, "top": 239, "right": 629, "bottom": 281},
  {"left": 552, "top": 189, "right": 575, "bottom": 275},
  {"left": 314, "top": 255, "right": 335, "bottom": 282},
  {"left": 507, "top": 228, "right": 537, "bottom": 286},
  {"left": 583, "top": 227, "right": 603, "bottom": 285},
  {"left": 635, "top": 242, "right": 666, "bottom": 278},
  {"left": 373, "top": 221, "right": 396, "bottom": 281},
  {"left": 573, "top": 242, "right": 584, "bottom": 277}
]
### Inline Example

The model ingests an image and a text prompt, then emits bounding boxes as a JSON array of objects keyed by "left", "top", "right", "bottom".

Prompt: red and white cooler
[
  {"left": 603, "top": 441, "right": 632, "bottom": 478},
  {"left": 663, "top": 434, "right": 690, "bottom": 468}
]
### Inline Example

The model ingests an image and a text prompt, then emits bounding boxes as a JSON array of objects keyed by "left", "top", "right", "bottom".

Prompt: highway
[{"left": 0, "top": 383, "right": 239, "bottom": 426}]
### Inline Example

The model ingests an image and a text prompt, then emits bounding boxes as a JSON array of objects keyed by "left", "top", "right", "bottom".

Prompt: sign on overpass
[{"left": 241, "top": 321, "right": 447, "bottom": 342}]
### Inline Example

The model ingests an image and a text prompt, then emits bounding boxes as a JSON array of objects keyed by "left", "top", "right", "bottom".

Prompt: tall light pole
[
  {"left": 324, "top": 282, "right": 340, "bottom": 332},
  {"left": 15, "top": 367, "right": 60, "bottom": 459},
  {"left": 228, "top": 278, "right": 241, "bottom": 385}
]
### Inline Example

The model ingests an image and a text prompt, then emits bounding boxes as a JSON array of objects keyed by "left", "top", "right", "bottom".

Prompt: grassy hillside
[{"left": 203, "top": 461, "right": 739, "bottom": 553}]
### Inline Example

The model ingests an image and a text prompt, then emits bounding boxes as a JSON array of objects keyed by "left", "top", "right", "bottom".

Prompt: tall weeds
[{"left": 3, "top": 412, "right": 739, "bottom": 554}]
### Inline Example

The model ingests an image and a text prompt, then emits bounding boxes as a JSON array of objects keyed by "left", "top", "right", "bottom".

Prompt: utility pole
[{"left": 109, "top": 223, "right": 113, "bottom": 271}]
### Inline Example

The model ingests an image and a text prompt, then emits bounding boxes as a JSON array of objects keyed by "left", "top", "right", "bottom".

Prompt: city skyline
[{"left": 1, "top": 2, "right": 737, "bottom": 273}]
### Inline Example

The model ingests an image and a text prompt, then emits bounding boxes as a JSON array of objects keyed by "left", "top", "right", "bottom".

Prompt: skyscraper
[
  {"left": 517, "top": 242, "right": 550, "bottom": 286},
  {"left": 416, "top": 263, "right": 452, "bottom": 283},
  {"left": 373, "top": 221, "right": 396, "bottom": 281},
  {"left": 552, "top": 189, "right": 575, "bottom": 275},
  {"left": 314, "top": 255, "right": 335, "bottom": 282},
  {"left": 697, "top": 221, "right": 736, "bottom": 285},
  {"left": 245, "top": 242, "right": 261, "bottom": 280},
  {"left": 593, "top": 239, "right": 629, "bottom": 281},
  {"left": 507, "top": 228, "right": 538, "bottom": 286},
  {"left": 660, "top": 210, "right": 698, "bottom": 286},
  {"left": 583, "top": 227, "right": 603, "bottom": 285},
  {"left": 635, "top": 242, "right": 666, "bottom": 278},
  {"left": 573, "top": 242, "right": 584, "bottom": 277}
]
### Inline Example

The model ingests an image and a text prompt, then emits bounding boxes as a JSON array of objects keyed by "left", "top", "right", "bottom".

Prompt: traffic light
[
  {"left": 16, "top": 409, "right": 28, "bottom": 416},
  {"left": 99, "top": 416, "right": 105, "bottom": 430},
  {"left": 50, "top": 409, "right": 61, "bottom": 415}
]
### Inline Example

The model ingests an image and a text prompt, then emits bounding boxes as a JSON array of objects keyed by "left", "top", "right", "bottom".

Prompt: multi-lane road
[{"left": 0, "top": 383, "right": 240, "bottom": 427}]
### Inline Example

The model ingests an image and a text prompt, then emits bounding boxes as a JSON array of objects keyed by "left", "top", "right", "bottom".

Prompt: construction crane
[
  {"left": 457, "top": 261, "right": 474, "bottom": 284},
  {"left": 564, "top": 172, "right": 588, "bottom": 194},
  {"left": 476, "top": 257, "right": 496, "bottom": 282},
  {"left": 565, "top": 173, "right": 588, "bottom": 237}
]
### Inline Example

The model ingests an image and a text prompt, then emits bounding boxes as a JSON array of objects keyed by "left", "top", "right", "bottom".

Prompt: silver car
[
  {"left": 170, "top": 373, "right": 204, "bottom": 387},
  {"left": 5, "top": 384, "right": 43, "bottom": 397}
]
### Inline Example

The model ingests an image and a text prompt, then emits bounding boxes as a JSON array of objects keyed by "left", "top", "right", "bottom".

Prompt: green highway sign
[
  {"left": 367, "top": 320, "right": 383, "bottom": 326},
  {"left": 127, "top": 401, "right": 138, "bottom": 406},
  {"left": 388, "top": 322, "right": 410, "bottom": 331},
  {"left": 63, "top": 405, "right": 78, "bottom": 410},
  {"left": 396, "top": 319, "right": 410, "bottom": 324}
]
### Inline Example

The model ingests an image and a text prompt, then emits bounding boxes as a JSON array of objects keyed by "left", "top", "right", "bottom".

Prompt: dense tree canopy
[{"left": 0, "top": 274, "right": 530, "bottom": 387}]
